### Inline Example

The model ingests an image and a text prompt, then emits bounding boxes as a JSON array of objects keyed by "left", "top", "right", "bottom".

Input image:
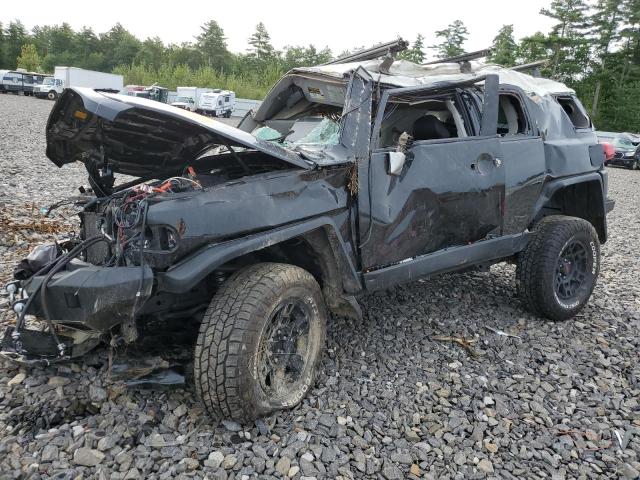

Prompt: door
[
  {"left": 358, "top": 75, "right": 505, "bottom": 270},
  {"left": 496, "top": 86, "right": 546, "bottom": 235}
]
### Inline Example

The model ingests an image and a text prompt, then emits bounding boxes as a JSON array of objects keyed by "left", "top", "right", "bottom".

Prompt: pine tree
[
  {"left": 197, "top": 20, "right": 229, "bottom": 69},
  {"left": 489, "top": 25, "right": 518, "bottom": 66},
  {"left": 516, "top": 32, "right": 551, "bottom": 64},
  {"left": 248, "top": 22, "right": 274, "bottom": 60},
  {"left": 430, "top": 20, "right": 468, "bottom": 59},
  {"left": 0, "top": 22, "right": 5, "bottom": 68},
  {"left": 540, "top": 0, "right": 591, "bottom": 82},
  {"left": 588, "top": 0, "right": 625, "bottom": 116},
  {"left": 399, "top": 34, "right": 425, "bottom": 63},
  {"left": 5, "top": 20, "right": 28, "bottom": 68}
]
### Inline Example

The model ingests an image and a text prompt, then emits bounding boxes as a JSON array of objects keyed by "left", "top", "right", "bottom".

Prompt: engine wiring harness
[{"left": 4, "top": 172, "right": 203, "bottom": 362}]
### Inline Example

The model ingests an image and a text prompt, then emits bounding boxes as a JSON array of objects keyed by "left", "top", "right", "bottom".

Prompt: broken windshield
[{"left": 252, "top": 117, "right": 340, "bottom": 147}]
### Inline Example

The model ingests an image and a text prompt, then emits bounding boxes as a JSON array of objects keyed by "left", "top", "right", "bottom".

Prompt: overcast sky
[{"left": 2, "top": 0, "right": 556, "bottom": 58}]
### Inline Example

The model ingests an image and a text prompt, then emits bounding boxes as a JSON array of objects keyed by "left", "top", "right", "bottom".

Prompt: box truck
[
  {"left": 35, "top": 67, "right": 124, "bottom": 100},
  {"left": 171, "top": 87, "right": 214, "bottom": 112}
]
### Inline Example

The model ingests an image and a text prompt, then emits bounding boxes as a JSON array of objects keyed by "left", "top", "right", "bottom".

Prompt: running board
[{"left": 363, "top": 233, "right": 530, "bottom": 291}]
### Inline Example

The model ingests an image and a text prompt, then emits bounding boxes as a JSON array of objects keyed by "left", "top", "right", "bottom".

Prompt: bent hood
[{"left": 46, "top": 87, "right": 312, "bottom": 177}]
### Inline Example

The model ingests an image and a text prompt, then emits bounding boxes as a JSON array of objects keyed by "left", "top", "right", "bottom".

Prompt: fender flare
[
  {"left": 156, "top": 216, "right": 361, "bottom": 294},
  {"left": 529, "top": 171, "right": 608, "bottom": 242}
]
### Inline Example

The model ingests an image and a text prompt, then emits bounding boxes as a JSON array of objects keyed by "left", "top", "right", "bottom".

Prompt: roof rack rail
[
  {"left": 324, "top": 38, "right": 409, "bottom": 66},
  {"left": 422, "top": 48, "right": 493, "bottom": 66},
  {"left": 511, "top": 59, "right": 549, "bottom": 77}
]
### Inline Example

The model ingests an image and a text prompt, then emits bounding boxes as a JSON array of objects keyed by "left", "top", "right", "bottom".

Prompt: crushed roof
[{"left": 293, "top": 59, "right": 574, "bottom": 97}]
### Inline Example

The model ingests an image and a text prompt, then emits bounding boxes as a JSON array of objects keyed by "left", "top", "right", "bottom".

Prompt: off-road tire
[
  {"left": 516, "top": 216, "right": 600, "bottom": 321},
  {"left": 194, "top": 263, "right": 327, "bottom": 421}
]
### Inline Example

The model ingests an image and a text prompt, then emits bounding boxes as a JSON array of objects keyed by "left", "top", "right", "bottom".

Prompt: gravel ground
[{"left": 0, "top": 93, "right": 638, "bottom": 480}]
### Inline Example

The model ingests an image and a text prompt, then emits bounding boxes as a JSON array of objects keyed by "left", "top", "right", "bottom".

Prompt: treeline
[
  {"left": 0, "top": 20, "right": 332, "bottom": 99},
  {"left": 0, "top": 0, "right": 639, "bottom": 131}
]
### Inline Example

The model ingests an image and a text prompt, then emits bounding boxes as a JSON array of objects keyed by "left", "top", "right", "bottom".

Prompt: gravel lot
[{"left": 0, "top": 93, "right": 639, "bottom": 480}]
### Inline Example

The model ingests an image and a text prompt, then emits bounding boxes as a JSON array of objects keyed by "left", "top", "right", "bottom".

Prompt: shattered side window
[
  {"left": 555, "top": 95, "right": 591, "bottom": 129},
  {"left": 497, "top": 94, "right": 530, "bottom": 136}
]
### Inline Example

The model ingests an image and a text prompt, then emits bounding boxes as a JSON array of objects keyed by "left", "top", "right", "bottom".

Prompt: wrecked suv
[{"left": 2, "top": 42, "right": 614, "bottom": 421}]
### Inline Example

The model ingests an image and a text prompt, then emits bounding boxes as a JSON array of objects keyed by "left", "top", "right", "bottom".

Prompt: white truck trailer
[{"left": 35, "top": 67, "right": 124, "bottom": 100}]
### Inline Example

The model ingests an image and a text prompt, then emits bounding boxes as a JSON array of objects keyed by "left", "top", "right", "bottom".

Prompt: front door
[{"left": 358, "top": 75, "right": 506, "bottom": 270}]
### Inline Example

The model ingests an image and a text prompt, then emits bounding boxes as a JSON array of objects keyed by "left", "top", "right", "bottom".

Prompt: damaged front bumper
[{"left": 1, "top": 262, "right": 154, "bottom": 363}]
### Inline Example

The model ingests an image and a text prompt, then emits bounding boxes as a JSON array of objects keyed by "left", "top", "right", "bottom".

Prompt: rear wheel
[
  {"left": 194, "top": 263, "right": 327, "bottom": 421},
  {"left": 517, "top": 216, "right": 600, "bottom": 321}
]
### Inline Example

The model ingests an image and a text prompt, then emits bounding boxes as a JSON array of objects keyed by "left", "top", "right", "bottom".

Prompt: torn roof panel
[{"left": 290, "top": 59, "right": 574, "bottom": 96}]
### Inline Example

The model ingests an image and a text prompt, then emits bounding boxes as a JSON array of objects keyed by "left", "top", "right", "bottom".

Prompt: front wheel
[
  {"left": 194, "top": 263, "right": 327, "bottom": 421},
  {"left": 632, "top": 159, "right": 640, "bottom": 170},
  {"left": 47, "top": 90, "right": 58, "bottom": 100},
  {"left": 517, "top": 216, "right": 600, "bottom": 321}
]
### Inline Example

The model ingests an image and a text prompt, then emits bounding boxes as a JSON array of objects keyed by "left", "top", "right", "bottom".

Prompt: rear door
[
  {"left": 497, "top": 85, "right": 546, "bottom": 234},
  {"left": 358, "top": 75, "right": 505, "bottom": 270}
]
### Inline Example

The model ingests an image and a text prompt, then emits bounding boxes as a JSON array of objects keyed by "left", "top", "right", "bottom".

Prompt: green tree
[
  {"left": 30, "top": 25, "right": 53, "bottom": 59},
  {"left": 49, "top": 23, "right": 75, "bottom": 55},
  {"left": 75, "top": 27, "right": 102, "bottom": 68},
  {"left": 587, "top": 0, "right": 625, "bottom": 117},
  {"left": 248, "top": 22, "right": 274, "bottom": 60},
  {"left": 165, "top": 42, "right": 203, "bottom": 70},
  {"left": 430, "top": 20, "right": 468, "bottom": 58},
  {"left": 540, "top": 0, "right": 591, "bottom": 82},
  {"left": 516, "top": 31, "right": 551, "bottom": 64},
  {"left": 5, "top": 20, "right": 29, "bottom": 68},
  {"left": 99, "top": 23, "right": 141, "bottom": 70},
  {"left": 0, "top": 22, "right": 5, "bottom": 68},
  {"left": 399, "top": 34, "right": 425, "bottom": 63},
  {"left": 280, "top": 44, "right": 332, "bottom": 70},
  {"left": 17, "top": 44, "right": 41, "bottom": 71},
  {"left": 136, "top": 36, "right": 166, "bottom": 70},
  {"left": 197, "top": 20, "right": 229, "bottom": 70},
  {"left": 489, "top": 25, "right": 518, "bottom": 66}
]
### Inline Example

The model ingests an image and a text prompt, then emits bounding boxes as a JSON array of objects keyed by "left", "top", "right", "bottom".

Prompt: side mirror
[
  {"left": 388, "top": 131, "right": 412, "bottom": 175},
  {"left": 388, "top": 152, "right": 406, "bottom": 175}
]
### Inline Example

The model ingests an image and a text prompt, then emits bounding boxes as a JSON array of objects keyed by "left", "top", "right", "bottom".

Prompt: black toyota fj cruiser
[{"left": 2, "top": 42, "right": 614, "bottom": 421}]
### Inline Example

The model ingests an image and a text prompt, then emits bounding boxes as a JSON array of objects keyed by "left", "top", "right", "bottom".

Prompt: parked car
[
  {"left": 610, "top": 135, "right": 640, "bottom": 170},
  {"left": 2, "top": 41, "right": 614, "bottom": 422}
]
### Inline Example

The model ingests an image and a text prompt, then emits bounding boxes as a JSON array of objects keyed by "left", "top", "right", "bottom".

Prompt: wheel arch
[
  {"left": 157, "top": 217, "right": 363, "bottom": 318},
  {"left": 530, "top": 173, "right": 608, "bottom": 243}
]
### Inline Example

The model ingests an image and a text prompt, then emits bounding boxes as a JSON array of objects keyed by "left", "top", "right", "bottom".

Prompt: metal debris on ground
[
  {"left": 431, "top": 335, "right": 479, "bottom": 358},
  {"left": 484, "top": 325, "right": 522, "bottom": 339}
]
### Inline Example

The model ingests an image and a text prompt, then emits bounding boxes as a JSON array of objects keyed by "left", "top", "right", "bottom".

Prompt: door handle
[{"left": 494, "top": 157, "right": 502, "bottom": 168}]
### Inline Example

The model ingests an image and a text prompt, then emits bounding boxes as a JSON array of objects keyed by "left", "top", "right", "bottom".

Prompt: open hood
[{"left": 46, "top": 87, "right": 312, "bottom": 178}]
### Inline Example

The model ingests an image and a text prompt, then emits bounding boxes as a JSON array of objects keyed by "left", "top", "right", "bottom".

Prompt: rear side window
[
  {"left": 555, "top": 95, "right": 591, "bottom": 129},
  {"left": 498, "top": 93, "right": 530, "bottom": 136}
]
